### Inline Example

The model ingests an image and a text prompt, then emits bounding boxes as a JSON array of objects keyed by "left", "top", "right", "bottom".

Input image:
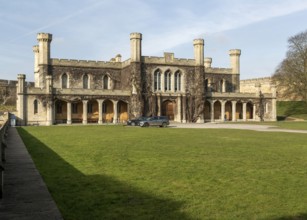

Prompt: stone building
[{"left": 16, "top": 32, "right": 277, "bottom": 126}]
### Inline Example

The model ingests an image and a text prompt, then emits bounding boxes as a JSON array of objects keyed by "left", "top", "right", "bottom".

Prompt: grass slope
[
  {"left": 277, "top": 101, "right": 307, "bottom": 120},
  {"left": 18, "top": 126, "right": 307, "bottom": 220}
]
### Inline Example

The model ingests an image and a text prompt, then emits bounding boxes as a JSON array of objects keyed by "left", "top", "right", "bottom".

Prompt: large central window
[{"left": 164, "top": 70, "right": 171, "bottom": 91}]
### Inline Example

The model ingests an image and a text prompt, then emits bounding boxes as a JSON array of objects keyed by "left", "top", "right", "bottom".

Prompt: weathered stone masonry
[{"left": 16, "top": 32, "right": 277, "bottom": 125}]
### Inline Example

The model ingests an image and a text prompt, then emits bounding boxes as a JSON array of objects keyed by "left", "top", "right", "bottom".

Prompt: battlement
[
  {"left": 142, "top": 56, "right": 195, "bottom": 66},
  {"left": 130, "top": 32, "right": 142, "bottom": 40},
  {"left": 240, "top": 77, "right": 272, "bottom": 83},
  {"left": 206, "top": 67, "right": 232, "bottom": 74},
  {"left": 37, "top": 33, "right": 52, "bottom": 42},
  {"left": 50, "top": 58, "right": 122, "bottom": 68},
  {"left": 229, "top": 49, "right": 241, "bottom": 56},
  {"left": 193, "top": 39, "right": 204, "bottom": 45}
]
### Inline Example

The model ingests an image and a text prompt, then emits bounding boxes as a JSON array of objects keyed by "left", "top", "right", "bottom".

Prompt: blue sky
[{"left": 1, "top": 0, "right": 307, "bottom": 81}]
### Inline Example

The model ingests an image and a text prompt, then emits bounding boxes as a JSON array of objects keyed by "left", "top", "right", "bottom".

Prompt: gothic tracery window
[
  {"left": 154, "top": 69, "right": 161, "bottom": 91},
  {"left": 175, "top": 71, "right": 181, "bottom": 92},
  {"left": 164, "top": 70, "right": 171, "bottom": 91}
]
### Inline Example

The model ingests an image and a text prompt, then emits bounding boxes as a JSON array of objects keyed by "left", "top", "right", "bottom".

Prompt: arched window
[
  {"left": 175, "top": 71, "right": 181, "bottom": 92},
  {"left": 34, "top": 100, "right": 38, "bottom": 114},
  {"left": 83, "top": 74, "right": 89, "bottom": 89},
  {"left": 62, "top": 73, "right": 68, "bottom": 89},
  {"left": 154, "top": 69, "right": 161, "bottom": 91},
  {"left": 103, "top": 75, "right": 109, "bottom": 89},
  {"left": 164, "top": 70, "right": 171, "bottom": 91}
]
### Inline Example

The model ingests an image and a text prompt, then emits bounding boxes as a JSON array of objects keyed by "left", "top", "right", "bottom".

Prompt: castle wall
[{"left": 16, "top": 32, "right": 277, "bottom": 125}]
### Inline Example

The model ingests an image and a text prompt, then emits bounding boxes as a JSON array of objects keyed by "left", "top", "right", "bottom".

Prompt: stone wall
[{"left": 240, "top": 77, "right": 272, "bottom": 94}]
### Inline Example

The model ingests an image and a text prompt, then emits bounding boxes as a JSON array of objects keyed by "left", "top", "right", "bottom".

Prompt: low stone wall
[{"left": 0, "top": 112, "right": 9, "bottom": 198}]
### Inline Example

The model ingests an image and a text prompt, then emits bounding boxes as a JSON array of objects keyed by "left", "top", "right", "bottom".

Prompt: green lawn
[{"left": 18, "top": 126, "right": 307, "bottom": 220}]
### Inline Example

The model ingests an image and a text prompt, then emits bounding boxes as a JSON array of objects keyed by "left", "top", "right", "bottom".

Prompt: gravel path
[{"left": 169, "top": 122, "right": 307, "bottom": 134}]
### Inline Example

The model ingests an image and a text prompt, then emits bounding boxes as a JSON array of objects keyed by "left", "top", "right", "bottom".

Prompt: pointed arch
[
  {"left": 164, "top": 69, "right": 172, "bottom": 91},
  {"left": 174, "top": 70, "right": 182, "bottom": 92},
  {"left": 61, "top": 73, "right": 68, "bottom": 89},
  {"left": 34, "top": 99, "right": 38, "bottom": 114},
  {"left": 154, "top": 69, "right": 162, "bottom": 91},
  {"left": 83, "top": 74, "right": 89, "bottom": 89},
  {"left": 103, "top": 75, "right": 109, "bottom": 89}
]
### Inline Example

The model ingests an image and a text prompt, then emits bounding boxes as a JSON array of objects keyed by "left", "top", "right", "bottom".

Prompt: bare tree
[
  {"left": 0, "top": 86, "right": 11, "bottom": 105},
  {"left": 272, "top": 30, "right": 307, "bottom": 104}
]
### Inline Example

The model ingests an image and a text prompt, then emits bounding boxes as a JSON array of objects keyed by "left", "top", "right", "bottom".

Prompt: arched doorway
[
  {"left": 87, "top": 100, "right": 98, "bottom": 123},
  {"left": 162, "top": 100, "right": 175, "bottom": 120},
  {"left": 55, "top": 100, "right": 67, "bottom": 124},
  {"left": 225, "top": 101, "right": 232, "bottom": 121},
  {"left": 102, "top": 100, "right": 114, "bottom": 123},
  {"left": 236, "top": 101, "right": 243, "bottom": 120},
  {"left": 71, "top": 101, "right": 83, "bottom": 123},
  {"left": 118, "top": 100, "right": 128, "bottom": 123},
  {"left": 214, "top": 101, "right": 221, "bottom": 120},
  {"left": 246, "top": 102, "right": 253, "bottom": 120}
]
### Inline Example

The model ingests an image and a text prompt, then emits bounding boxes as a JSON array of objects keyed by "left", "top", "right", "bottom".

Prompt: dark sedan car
[{"left": 126, "top": 117, "right": 149, "bottom": 126}]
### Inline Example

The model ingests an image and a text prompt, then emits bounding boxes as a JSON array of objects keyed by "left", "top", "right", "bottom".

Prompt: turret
[
  {"left": 17, "top": 74, "right": 26, "bottom": 125},
  {"left": 32, "top": 45, "right": 39, "bottom": 87},
  {"left": 229, "top": 49, "right": 241, "bottom": 74},
  {"left": 193, "top": 39, "right": 204, "bottom": 66},
  {"left": 130, "top": 33, "right": 142, "bottom": 62},
  {"left": 37, "top": 33, "right": 52, "bottom": 65},
  {"left": 204, "top": 57, "right": 212, "bottom": 68}
]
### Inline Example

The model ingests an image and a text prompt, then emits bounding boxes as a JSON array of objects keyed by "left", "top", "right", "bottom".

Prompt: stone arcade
[{"left": 16, "top": 32, "right": 276, "bottom": 125}]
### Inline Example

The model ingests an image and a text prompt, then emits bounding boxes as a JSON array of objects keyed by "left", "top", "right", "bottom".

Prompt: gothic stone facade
[{"left": 16, "top": 32, "right": 277, "bottom": 126}]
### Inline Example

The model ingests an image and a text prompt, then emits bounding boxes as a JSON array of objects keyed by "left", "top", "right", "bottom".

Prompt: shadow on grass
[
  {"left": 18, "top": 128, "right": 191, "bottom": 220},
  {"left": 272, "top": 213, "right": 307, "bottom": 220}
]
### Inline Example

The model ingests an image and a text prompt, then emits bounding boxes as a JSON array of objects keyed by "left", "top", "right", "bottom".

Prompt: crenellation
[{"left": 50, "top": 58, "right": 122, "bottom": 68}]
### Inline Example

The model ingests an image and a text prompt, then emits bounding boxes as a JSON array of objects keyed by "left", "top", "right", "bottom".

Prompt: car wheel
[
  {"left": 162, "top": 122, "right": 167, "bottom": 128},
  {"left": 131, "top": 122, "right": 135, "bottom": 126},
  {"left": 143, "top": 123, "right": 149, "bottom": 127}
]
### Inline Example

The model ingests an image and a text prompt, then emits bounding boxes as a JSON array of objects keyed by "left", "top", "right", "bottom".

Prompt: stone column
[
  {"left": 222, "top": 79, "right": 226, "bottom": 93},
  {"left": 221, "top": 101, "right": 226, "bottom": 122},
  {"left": 67, "top": 102, "right": 72, "bottom": 124},
  {"left": 177, "top": 95, "right": 182, "bottom": 122},
  {"left": 157, "top": 94, "right": 161, "bottom": 116},
  {"left": 97, "top": 99, "right": 104, "bottom": 124},
  {"left": 171, "top": 74, "right": 175, "bottom": 93},
  {"left": 210, "top": 101, "right": 215, "bottom": 122},
  {"left": 253, "top": 103, "right": 257, "bottom": 121},
  {"left": 271, "top": 85, "right": 277, "bottom": 121},
  {"left": 243, "top": 102, "right": 247, "bottom": 121},
  {"left": 82, "top": 100, "right": 88, "bottom": 124},
  {"left": 182, "top": 95, "right": 187, "bottom": 123},
  {"left": 46, "top": 101, "right": 53, "bottom": 126},
  {"left": 113, "top": 100, "right": 118, "bottom": 124},
  {"left": 232, "top": 101, "right": 237, "bottom": 122}
]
